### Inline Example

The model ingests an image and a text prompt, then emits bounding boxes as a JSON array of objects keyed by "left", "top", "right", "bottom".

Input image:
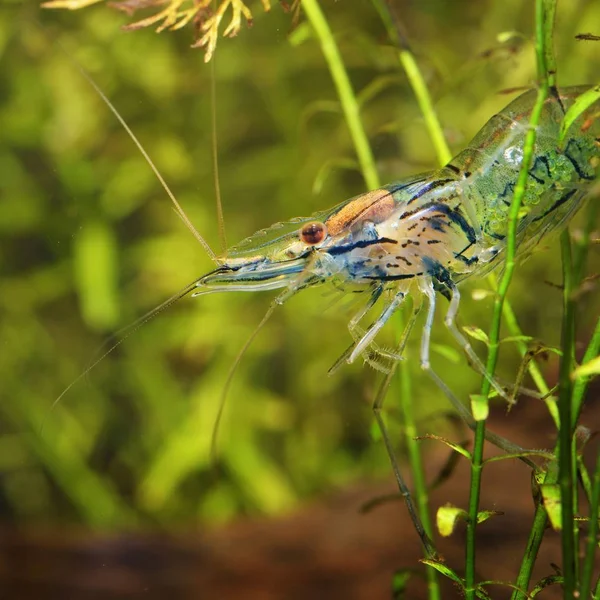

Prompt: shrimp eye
[{"left": 300, "top": 221, "right": 327, "bottom": 245}]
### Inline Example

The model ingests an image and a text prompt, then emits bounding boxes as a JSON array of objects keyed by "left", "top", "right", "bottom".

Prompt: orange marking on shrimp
[{"left": 325, "top": 188, "right": 395, "bottom": 236}]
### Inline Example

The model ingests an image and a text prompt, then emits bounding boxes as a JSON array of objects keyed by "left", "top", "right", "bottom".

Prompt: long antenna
[
  {"left": 49, "top": 280, "right": 199, "bottom": 411},
  {"left": 63, "top": 45, "right": 220, "bottom": 265},
  {"left": 211, "top": 52, "right": 228, "bottom": 254},
  {"left": 209, "top": 300, "right": 278, "bottom": 461}
]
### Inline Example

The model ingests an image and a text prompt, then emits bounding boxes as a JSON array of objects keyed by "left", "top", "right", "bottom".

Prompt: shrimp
[
  {"left": 48, "top": 71, "right": 598, "bottom": 550},
  {"left": 193, "top": 86, "right": 600, "bottom": 439},
  {"left": 70, "top": 82, "right": 599, "bottom": 451}
]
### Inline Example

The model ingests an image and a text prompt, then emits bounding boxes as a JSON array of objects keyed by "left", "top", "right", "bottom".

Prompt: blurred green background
[{"left": 1, "top": 0, "right": 599, "bottom": 529}]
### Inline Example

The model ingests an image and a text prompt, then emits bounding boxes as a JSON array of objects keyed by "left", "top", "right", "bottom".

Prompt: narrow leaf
[
  {"left": 484, "top": 449, "right": 556, "bottom": 464},
  {"left": 416, "top": 434, "right": 472, "bottom": 459},
  {"left": 463, "top": 325, "right": 490, "bottom": 345},
  {"left": 471, "top": 394, "right": 489, "bottom": 421},
  {"left": 421, "top": 560, "right": 464, "bottom": 586},
  {"left": 540, "top": 483, "right": 562, "bottom": 530},
  {"left": 559, "top": 85, "right": 600, "bottom": 146},
  {"left": 477, "top": 509, "right": 504, "bottom": 524},
  {"left": 437, "top": 503, "right": 468, "bottom": 537},
  {"left": 572, "top": 355, "right": 600, "bottom": 379},
  {"left": 530, "top": 575, "right": 564, "bottom": 597},
  {"left": 500, "top": 335, "right": 534, "bottom": 344},
  {"left": 475, "top": 587, "right": 493, "bottom": 600}
]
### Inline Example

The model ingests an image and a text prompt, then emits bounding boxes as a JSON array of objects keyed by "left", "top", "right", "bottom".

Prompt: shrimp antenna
[
  {"left": 60, "top": 44, "right": 219, "bottom": 265},
  {"left": 209, "top": 301, "right": 279, "bottom": 462},
  {"left": 211, "top": 54, "right": 227, "bottom": 254},
  {"left": 49, "top": 280, "right": 199, "bottom": 412}
]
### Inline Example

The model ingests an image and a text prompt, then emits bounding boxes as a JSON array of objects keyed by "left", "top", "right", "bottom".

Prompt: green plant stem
[
  {"left": 573, "top": 316, "right": 600, "bottom": 421},
  {"left": 368, "top": 3, "right": 443, "bottom": 594},
  {"left": 397, "top": 50, "right": 452, "bottom": 165},
  {"left": 399, "top": 356, "right": 441, "bottom": 600},
  {"left": 302, "top": 0, "right": 380, "bottom": 190},
  {"left": 373, "top": 4, "right": 449, "bottom": 594},
  {"left": 511, "top": 285, "right": 599, "bottom": 600},
  {"left": 513, "top": 501, "right": 551, "bottom": 599},
  {"left": 573, "top": 197, "right": 600, "bottom": 287},
  {"left": 305, "top": 3, "right": 440, "bottom": 592},
  {"left": 464, "top": 420, "right": 486, "bottom": 599},
  {"left": 580, "top": 449, "right": 600, "bottom": 600},
  {"left": 558, "top": 231, "right": 577, "bottom": 596},
  {"left": 467, "top": 81, "right": 550, "bottom": 596},
  {"left": 466, "top": 2, "right": 555, "bottom": 596},
  {"left": 370, "top": 0, "right": 452, "bottom": 166},
  {"left": 512, "top": 205, "right": 600, "bottom": 600},
  {"left": 511, "top": 194, "right": 598, "bottom": 600}
]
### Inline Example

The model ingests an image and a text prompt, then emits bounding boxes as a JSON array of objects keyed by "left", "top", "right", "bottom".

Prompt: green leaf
[
  {"left": 416, "top": 434, "right": 472, "bottom": 459},
  {"left": 559, "top": 85, "right": 600, "bottom": 146},
  {"left": 470, "top": 394, "right": 489, "bottom": 421},
  {"left": 530, "top": 575, "right": 564, "bottom": 597},
  {"left": 437, "top": 503, "right": 468, "bottom": 537},
  {"left": 463, "top": 326, "right": 490, "bottom": 345},
  {"left": 485, "top": 450, "right": 556, "bottom": 465},
  {"left": 421, "top": 560, "right": 464, "bottom": 586},
  {"left": 540, "top": 483, "right": 562, "bottom": 530},
  {"left": 475, "top": 587, "right": 493, "bottom": 600},
  {"left": 572, "top": 355, "right": 600, "bottom": 379},
  {"left": 477, "top": 509, "right": 504, "bottom": 524},
  {"left": 500, "top": 335, "right": 534, "bottom": 344}
]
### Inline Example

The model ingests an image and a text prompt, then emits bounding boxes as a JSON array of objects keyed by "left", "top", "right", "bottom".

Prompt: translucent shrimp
[
  {"left": 56, "top": 82, "right": 598, "bottom": 554},
  {"left": 194, "top": 86, "right": 600, "bottom": 444},
  {"left": 185, "top": 86, "right": 600, "bottom": 554}
]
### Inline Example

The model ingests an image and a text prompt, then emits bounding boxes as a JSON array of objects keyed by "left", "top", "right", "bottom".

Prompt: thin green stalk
[
  {"left": 512, "top": 203, "right": 600, "bottom": 600},
  {"left": 511, "top": 283, "right": 598, "bottom": 600},
  {"left": 372, "top": 4, "right": 450, "bottom": 593},
  {"left": 573, "top": 197, "right": 600, "bottom": 288},
  {"left": 371, "top": 0, "right": 452, "bottom": 166},
  {"left": 512, "top": 502, "right": 550, "bottom": 599},
  {"left": 399, "top": 355, "right": 441, "bottom": 600},
  {"left": 558, "top": 231, "right": 577, "bottom": 596},
  {"left": 511, "top": 233, "right": 597, "bottom": 600},
  {"left": 302, "top": 0, "right": 380, "bottom": 190},
  {"left": 466, "top": 2, "right": 556, "bottom": 596},
  {"left": 305, "top": 4, "right": 437, "bottom": 590},
  {"left": 571, "top": 198, "right": 600, "bottom": 420},
  {"left": 372, "top": 4, "right": 449, "bottom": 594},
  {"left": 397, "top": 51, "right": 452, "bottom": 166},
  {"left": 580, "top": 449, "right": 600, "bottom": 600},
  {"left": 573, "top": 316, "right": 600, "bottom": 421},
  {"left": 304, "top": 5, "right": 439, "bottom": 592},
  {"left": 464, "top": 419, "right": 486, "bottom": 599}
]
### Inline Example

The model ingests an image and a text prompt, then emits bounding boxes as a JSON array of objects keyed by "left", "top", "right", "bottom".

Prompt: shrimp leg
[
  {"left": 371, "top": 301, "right": 438, "bottom": 559},
  {"left": 329, "top": 285, "right": 402, "bottom": 375},
  {"left": 445, "top": 282, "right": 545, "bottom": 402},
  {"left": 419, "top": 279, "right": 531, "bottom": 456},
  {"left": 348, "top": 290, "right": 407, "bottom": 362}
]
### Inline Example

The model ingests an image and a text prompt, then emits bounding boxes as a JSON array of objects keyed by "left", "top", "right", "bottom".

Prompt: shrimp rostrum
[{"left": 196, "top": 86, "right": 600, "bottom": 451}]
